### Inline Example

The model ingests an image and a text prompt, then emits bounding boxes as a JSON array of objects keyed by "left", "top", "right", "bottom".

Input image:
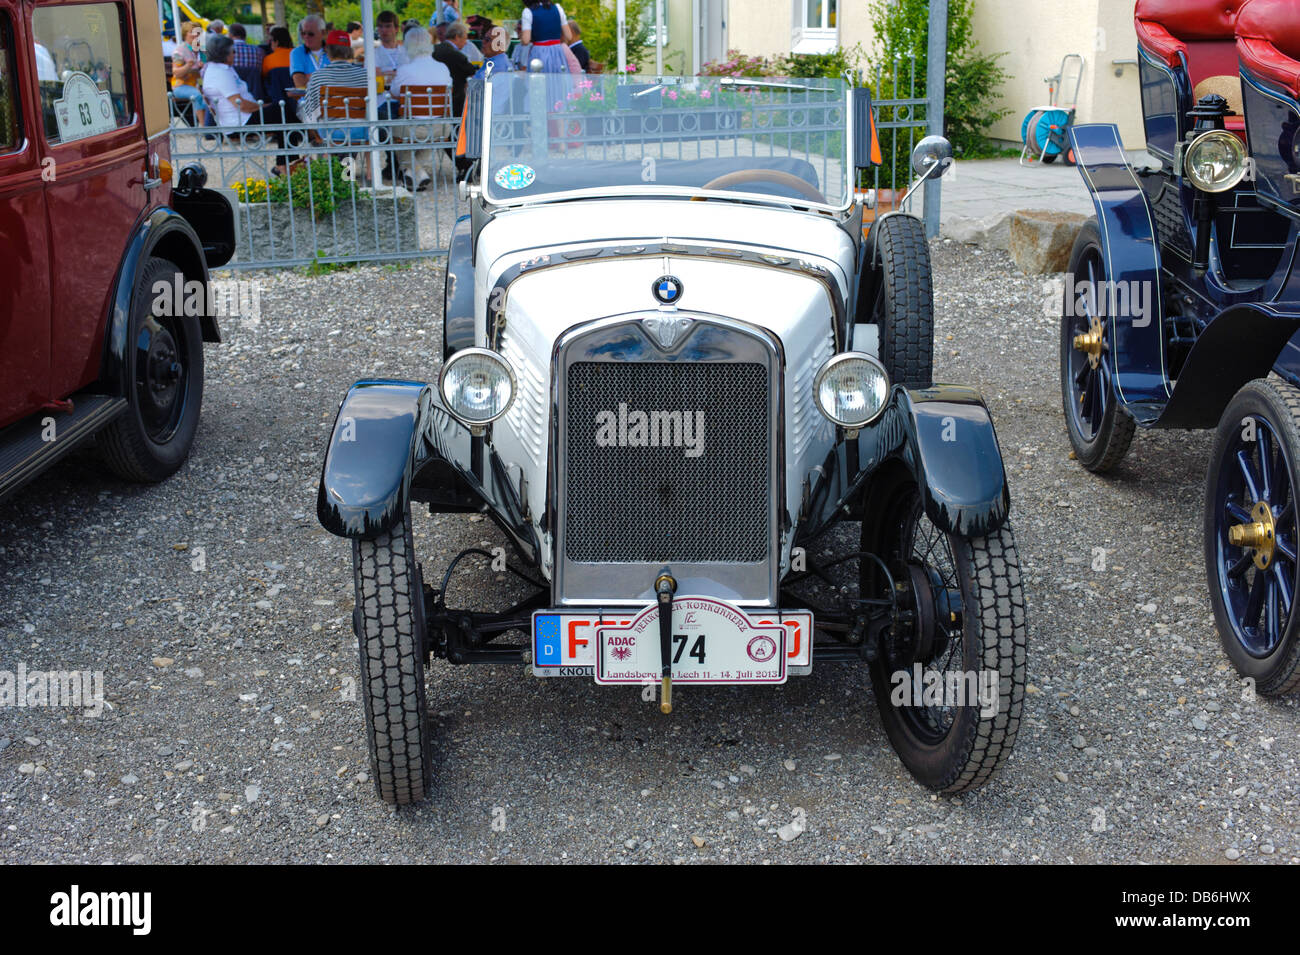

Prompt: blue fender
[
  {"left": 1070, "top": 123, "right": 1170, "bottom": 424},
  {"left": 1157, "top": 303, "right": 1300, "bottom": 428},
  {"left": 896, "top": 385, "right": 1010, "bottom": 538}
]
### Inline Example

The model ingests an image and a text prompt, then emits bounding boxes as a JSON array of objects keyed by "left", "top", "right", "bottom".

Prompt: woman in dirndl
[
  {"left": 519, "top": 1, "right": 573, "bottom": 72},
  {"left": 519, "top": 1, "right": 581, "bottom": 148}
]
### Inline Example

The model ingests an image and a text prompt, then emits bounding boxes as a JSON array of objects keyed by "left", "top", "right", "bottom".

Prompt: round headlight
[
  {"left": 439, "top": 347, "right": 516, "bottom": 426},
  {"left": 1184, "top": 129, "right": 1249, "bottom": 193},
  {"left": 813, "top": 352, "right": 891, "bottom": 429}
]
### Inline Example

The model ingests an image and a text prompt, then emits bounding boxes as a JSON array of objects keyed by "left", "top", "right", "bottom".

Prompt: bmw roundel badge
[{"left": 652, "top": 275, "right": 683, "bottom": 306}]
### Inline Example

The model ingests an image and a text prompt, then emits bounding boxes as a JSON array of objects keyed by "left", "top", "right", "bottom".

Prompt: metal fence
[{"left": 168, "top": 92, "right": 464, "bottom": 270}]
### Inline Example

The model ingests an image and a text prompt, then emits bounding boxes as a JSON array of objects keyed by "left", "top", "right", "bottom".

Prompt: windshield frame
[{"left": 477, "top": 74, "right": 857, "bottom": 215}]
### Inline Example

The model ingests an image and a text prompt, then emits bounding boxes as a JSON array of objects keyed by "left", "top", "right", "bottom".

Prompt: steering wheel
[{"left": 694, "top": 169, "right": 828, "bottom": 204}]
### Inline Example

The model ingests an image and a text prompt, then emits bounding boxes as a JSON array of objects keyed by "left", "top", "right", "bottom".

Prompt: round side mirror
[{"left": 911, "top": 135, "right": 953, "bottom": 176}]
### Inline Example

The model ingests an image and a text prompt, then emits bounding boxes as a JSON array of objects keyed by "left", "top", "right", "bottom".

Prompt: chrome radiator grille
[{"left": 564, "top": 361, "right": 770, "bottom": 563}]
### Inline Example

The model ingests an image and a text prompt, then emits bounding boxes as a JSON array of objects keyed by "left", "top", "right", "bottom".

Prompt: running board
[{"left": 0, "top": 396, "right": 127, "bottom": 500}]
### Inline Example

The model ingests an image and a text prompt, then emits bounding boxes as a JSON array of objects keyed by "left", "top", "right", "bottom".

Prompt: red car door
[
  {"left": 0, "top": 2, "right": 52, "bottom": 429},
  {"left": 32, "top": 0, "right": 148, "bottom": 399}
]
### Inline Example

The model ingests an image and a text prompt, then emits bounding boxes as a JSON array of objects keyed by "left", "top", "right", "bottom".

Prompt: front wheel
[
  {"left": 863, "top": 473, "right": 1027, "bottom": 792},
  {"left": 870, "top": 213, "right": 934, "bottom": 389},
  {"left": 1205, "top": 379, "right": 1300, "bottom": 696},
  {"left": 1060, "top": 218, "right": 1135, "bottom": 472},
  {"left": 353, "top": 512, "right": 434, "bottom": 803}
]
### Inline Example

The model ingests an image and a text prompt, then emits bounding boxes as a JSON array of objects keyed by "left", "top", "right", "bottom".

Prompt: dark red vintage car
[{"left": 0, "top": 0, "right": 232, "bottom": 499}]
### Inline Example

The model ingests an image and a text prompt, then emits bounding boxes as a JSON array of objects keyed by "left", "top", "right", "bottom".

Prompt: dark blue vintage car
[{"left": 1063, "top": 0, "right": 1300, "bottom": 694}]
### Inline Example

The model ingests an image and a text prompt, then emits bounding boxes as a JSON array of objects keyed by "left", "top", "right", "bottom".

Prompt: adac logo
[
  {"left": 747, "top": 635, "right": 777, "bottom": 663},
  {"left": 652, "top": 275, "right": 683, "bottom": 306}
]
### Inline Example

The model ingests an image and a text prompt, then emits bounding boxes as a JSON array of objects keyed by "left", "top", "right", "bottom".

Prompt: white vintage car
[{"left": 317, "top": 72, "right": 1026, "bottom": 804}]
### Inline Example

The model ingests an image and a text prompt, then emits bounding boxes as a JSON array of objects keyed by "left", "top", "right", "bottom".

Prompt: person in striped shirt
[{"left": 300, "top": 30, "right": 369, "bottom": 124}]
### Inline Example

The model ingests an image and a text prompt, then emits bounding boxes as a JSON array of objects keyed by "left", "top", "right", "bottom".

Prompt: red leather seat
[
  {"left": 1236, "top": 0, "right": 1300, "bottom": 98},
  {"left": 1136, "top": 0, "right": 1246, "bottom": 84}
]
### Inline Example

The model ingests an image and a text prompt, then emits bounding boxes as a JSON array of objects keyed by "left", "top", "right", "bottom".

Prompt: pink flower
[
  {"left": 700, "top": 90, "right": 712, "bottom": 99},
  {"left": 666, "top": 89, "right": 678, "bottom": 100}
]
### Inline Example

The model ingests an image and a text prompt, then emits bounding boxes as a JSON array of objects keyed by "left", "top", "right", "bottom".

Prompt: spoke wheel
[
  {"left": 1206, "top": 379, "right": 1300, "bottom": 695},
  {"left": 1060, "top": 218, "right": 1135, "bottom": 472}
]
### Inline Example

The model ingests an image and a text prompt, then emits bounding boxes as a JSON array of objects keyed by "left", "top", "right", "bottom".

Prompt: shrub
[
  {"left": 234, "top": 157, "right": 358, "bottom": 218},
  {"left": 865, "top": 0, "right": 1011, "bottom": 160}
]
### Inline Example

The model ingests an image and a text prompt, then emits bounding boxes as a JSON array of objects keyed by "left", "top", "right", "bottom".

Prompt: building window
[
  {"left": 794, "top": 0, "right": 837, "bottom": 54},
  {"left": 642, "top": 1, "right": 669, "bottom": 48},
  {"left": 806, "top": 0, "right": 837, "bottom": 30}
]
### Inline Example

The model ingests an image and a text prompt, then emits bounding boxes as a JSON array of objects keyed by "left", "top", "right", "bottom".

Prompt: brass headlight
[{"left": 1183, "top": 129, "right": 1249, "bottom": 193}]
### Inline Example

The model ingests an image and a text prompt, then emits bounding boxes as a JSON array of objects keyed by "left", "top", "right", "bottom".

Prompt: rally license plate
[{"left": 532, "top": 599, "right": 812, "bottom": 684}]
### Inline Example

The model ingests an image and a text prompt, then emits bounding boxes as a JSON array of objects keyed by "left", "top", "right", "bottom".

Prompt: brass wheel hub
[
  {"left": 1073, "top": 317, "right": 1104, "bottom": 370},
  {"left": 1228, "top": 500, "right": 1277, "bottom": 570}
]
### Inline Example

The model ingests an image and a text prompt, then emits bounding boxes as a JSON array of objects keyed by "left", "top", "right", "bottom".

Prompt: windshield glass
[{"left": 482, "top": 74, "right": 851, "bottom": 209}]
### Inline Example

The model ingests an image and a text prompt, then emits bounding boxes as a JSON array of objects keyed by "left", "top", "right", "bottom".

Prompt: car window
[
  {"left": 32, "top": 2, "right": 134, "bottom": 144},
  {"left": 0, "top": 13, "right": 20, "bottom": 152}
]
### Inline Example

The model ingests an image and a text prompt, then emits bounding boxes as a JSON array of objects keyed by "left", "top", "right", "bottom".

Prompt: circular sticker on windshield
[{"left": 495, "top": 163, "right": 536, "bottom": 191}]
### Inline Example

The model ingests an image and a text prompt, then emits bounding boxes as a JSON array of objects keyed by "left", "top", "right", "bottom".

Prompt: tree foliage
[{"left": 865, "top": 0, "right": 1010, "bottom": 158}]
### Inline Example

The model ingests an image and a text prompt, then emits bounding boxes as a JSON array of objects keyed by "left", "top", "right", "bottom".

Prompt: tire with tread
[
  {"left": 872, "top": 213, "right": 934, "bottom": 389},
  {"left": 865, "top": 475, "right": 1026, "bottom": 792},
  {"left": 99, "top": 256, "right": 204, "bottom": 483},
  {"left": 353, "top": 513, "right": 434, "bottom": 804}
]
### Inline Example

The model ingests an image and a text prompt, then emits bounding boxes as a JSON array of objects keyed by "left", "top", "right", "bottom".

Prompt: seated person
[
  {"left": 291, "top": 14, "right": 329, "bottom": 89},
  {"left": 434, "top": 21, "right": 479, "bottom": 117},
  {"left": 479, "top": 26, "right": 512, "bottom": 80},
  {"left": 300, "top": 29, "right": 369, "bottom": 145},
  {"left": 391, "top": 27, "right": 453, "bottom": 191},
  {"left": 202, "top": 34, "right": 290, "bottom": 174},
  {"left": 171, "top": 21, "right": 207, "bottom": 126}
]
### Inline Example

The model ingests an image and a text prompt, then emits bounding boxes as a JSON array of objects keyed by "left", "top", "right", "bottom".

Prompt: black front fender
[
  {"left": 896, "top": 385, "right": 1011, "bottom": 538},
  {"left": 319, "top": 380, "right": 452, "bottom": 539},
  {"left": 101, "top": 208, "right": 219, "bottom": 397}
]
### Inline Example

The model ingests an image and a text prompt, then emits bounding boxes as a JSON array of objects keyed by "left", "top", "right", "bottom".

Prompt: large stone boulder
[
  {"left": 944, "top": 210, "right": 1014, "bottom": 251},
  {"left": 1009, "top": 209, "right": 1089, "bottom": 274}
]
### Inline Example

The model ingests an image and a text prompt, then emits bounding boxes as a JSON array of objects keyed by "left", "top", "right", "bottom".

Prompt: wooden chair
[
  {"left": 397, "top": 84, "right": 453, "bottom": 142},
  {"left": 321, "top": 85, "right": 369, "bottom": 124},
  {"left": 315, "top": 85, "right": 373, "bottom": 183},
  {"left": 394, "top": 85, "right": 454, "bottom": 186}
]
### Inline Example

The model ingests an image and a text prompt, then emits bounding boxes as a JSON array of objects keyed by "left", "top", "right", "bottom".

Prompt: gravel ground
[{"left": 1, "top": 241, "right": 1298, "bottom": 864}]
